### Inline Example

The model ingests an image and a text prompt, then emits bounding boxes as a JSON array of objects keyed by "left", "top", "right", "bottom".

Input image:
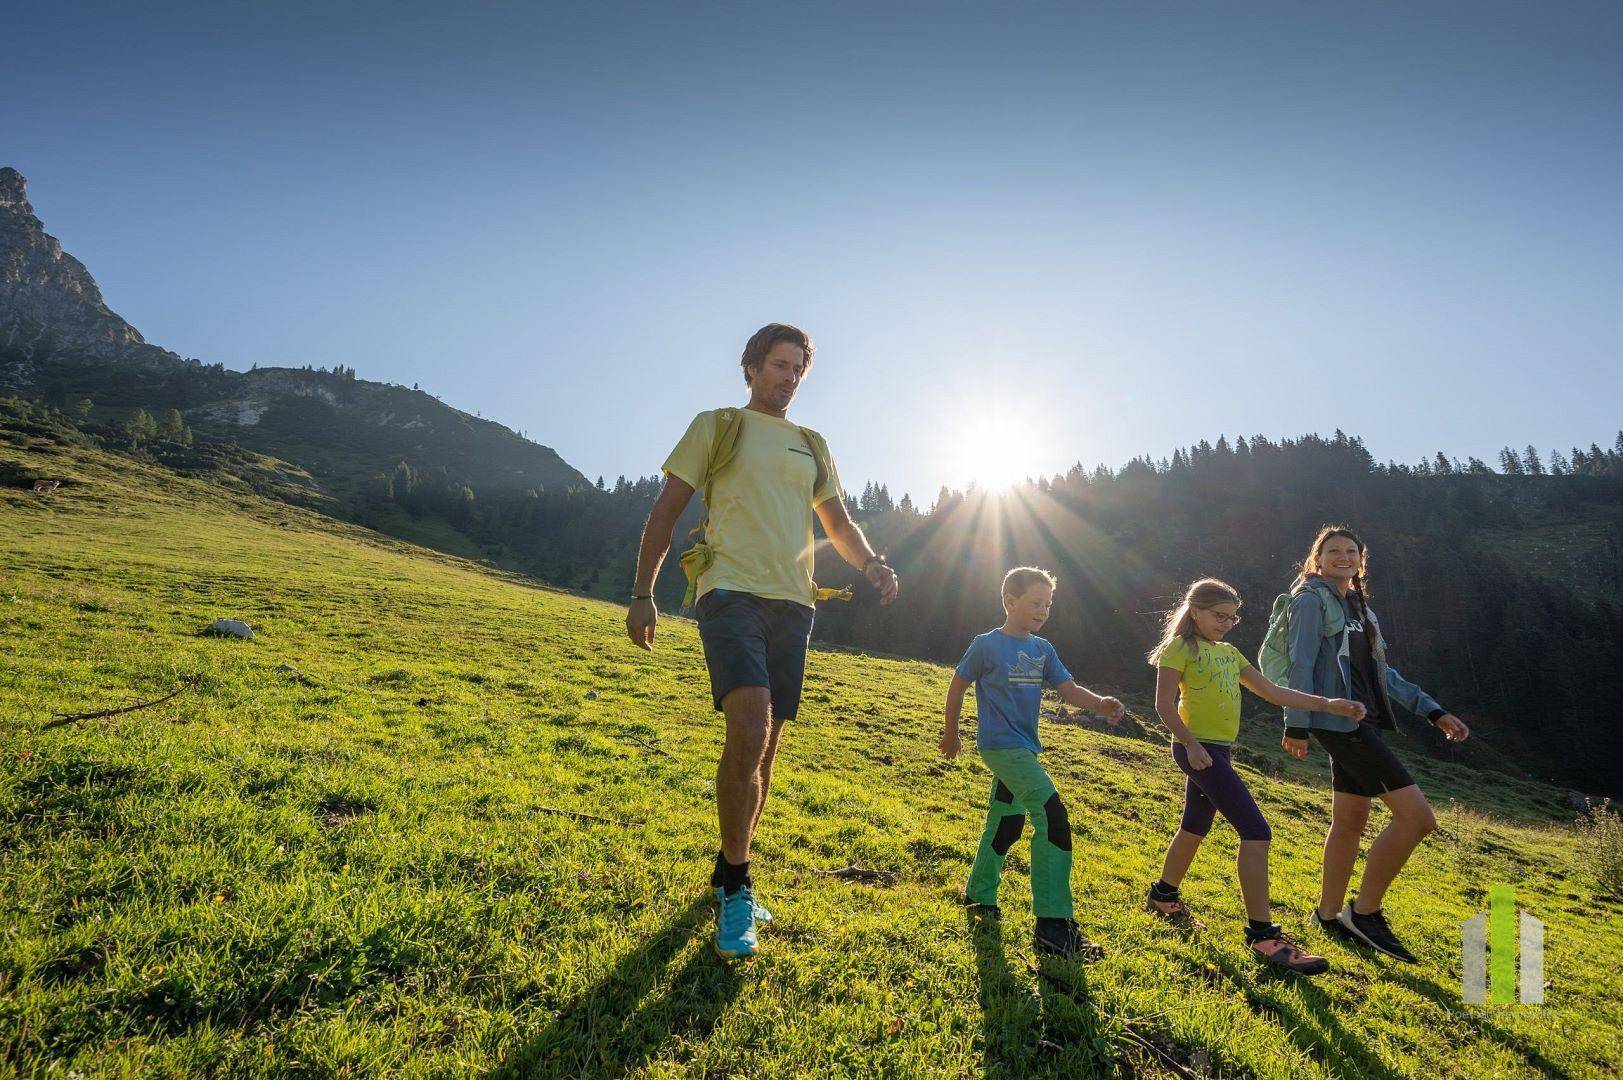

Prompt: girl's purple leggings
[{"left": 1171, "top": 741, "right": 1272, "bottom": 842}]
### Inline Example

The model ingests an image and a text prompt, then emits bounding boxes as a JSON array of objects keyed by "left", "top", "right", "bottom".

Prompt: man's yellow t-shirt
[
  {"left": 1155, "top": 637, "right": 1247, "bottom": 745},
  {"left": 663, "top": 409, "right": 844, "bottom": 608}
]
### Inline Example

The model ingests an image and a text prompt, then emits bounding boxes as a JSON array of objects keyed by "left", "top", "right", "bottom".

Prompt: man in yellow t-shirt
[{"left": 625, "top": 323, "right": 899, "bottom": 960}]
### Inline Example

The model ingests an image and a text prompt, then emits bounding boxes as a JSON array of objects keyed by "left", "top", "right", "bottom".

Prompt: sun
[{"left": 942, "top": 422, "right": 1037, "bottom": 493}]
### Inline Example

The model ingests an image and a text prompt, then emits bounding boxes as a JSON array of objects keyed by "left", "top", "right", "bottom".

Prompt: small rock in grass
[
  {"left": 205, "top": 619, "right": 254, "bottom": 640},
  {"left": 585, "top": 690, "right": 598, "bottom": 700}
]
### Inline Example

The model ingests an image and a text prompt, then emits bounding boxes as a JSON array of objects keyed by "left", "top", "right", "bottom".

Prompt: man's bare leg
[
  {"left": 751, "top": 715, "right": 787, "bottom": 837},
  {"left": 717, "top": 686, "right": 772, "bottom": 865}
]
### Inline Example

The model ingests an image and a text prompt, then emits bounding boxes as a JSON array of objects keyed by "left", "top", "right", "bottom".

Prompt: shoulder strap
[
  {"left": 700, "top": 407, "right": 746, "bottom": 507},
  {"left": 1293, "top": 579, "right": 1345, "bottom": 637}
]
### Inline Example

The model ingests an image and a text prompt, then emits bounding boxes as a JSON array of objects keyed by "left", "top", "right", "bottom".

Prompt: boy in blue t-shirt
[{"left": 941, "top": 566, "right": 1125, "bottom": 958}]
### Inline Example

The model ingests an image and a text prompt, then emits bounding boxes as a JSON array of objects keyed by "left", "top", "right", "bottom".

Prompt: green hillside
[{"left": 2, "top": 434, "right": 1619, "bottom": 1078}]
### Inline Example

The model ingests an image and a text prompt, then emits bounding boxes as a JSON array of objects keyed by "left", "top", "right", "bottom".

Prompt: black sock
[
  {"left": 1150, "top": 879, "right": 1179, "bottom": 898},
  {"left": 710, "top": 849, "right": 726, "bottom": 889},
  {"left": 1245, "top": 918, "right": 1276, "bottom": 939},
  {"left": 720, "top": 858, "right": 750, "bottom": 895}
]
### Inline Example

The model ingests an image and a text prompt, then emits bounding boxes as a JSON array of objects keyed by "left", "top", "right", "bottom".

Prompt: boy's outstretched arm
[
  {"left": 1055, "top": 680, "right": 1125, "bottom": 724},
  {"left": 941, "top": 675, "right": 971, "bottom": 758},
  {"left": 1239, "top": 666, "right": 1364, "bottom": 719}
]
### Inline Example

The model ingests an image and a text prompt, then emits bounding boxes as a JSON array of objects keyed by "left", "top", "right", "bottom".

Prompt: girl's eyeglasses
[{"left": 1199, "top": 608, "right": 1242, "bottom": 626}]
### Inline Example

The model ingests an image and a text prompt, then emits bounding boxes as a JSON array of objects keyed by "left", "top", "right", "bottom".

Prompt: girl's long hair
[
  {"left": 1148, "top": 578, "right": 1242, "bottom": 663},
  {"left": 1292, "top": 524, "right": 1372, "bottom": 618}
]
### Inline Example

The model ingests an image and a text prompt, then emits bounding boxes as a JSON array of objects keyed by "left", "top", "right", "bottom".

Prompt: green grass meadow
[{"left": 2, "top": 437, "right": 1619, "bottom": 1077}]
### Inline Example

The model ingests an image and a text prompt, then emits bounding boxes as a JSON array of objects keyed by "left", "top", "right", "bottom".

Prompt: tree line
[{"left": 11, "top": 393, "right": 1618, "bottom": 793}]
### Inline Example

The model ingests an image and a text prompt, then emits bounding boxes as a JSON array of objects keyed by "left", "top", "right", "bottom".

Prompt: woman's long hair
[
  {"left": 1292, "top": 524, "right": 1372, "bottom": 619},
  {"left": 1148, "top": 578, "right": 1242, "bottom": 663}
]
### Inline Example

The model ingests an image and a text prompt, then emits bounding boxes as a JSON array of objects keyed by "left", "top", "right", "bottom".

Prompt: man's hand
[
  {"left": 1181, "top": 738, "right": 1213, "bottom": 770},
  {"left": 1282, "top": 735, "right": 1309, "bottom": 759},
  {"left": 626, "top": 597, "right": 658, "bottom": 651},
  {"left": 940, "top": 728, "right": 962, "bottom": 759},
  {"left": 1435, "top": 713, "right": 1470, "bottom": 742},
  {"left": 1097, "top": 696, "right": 1125, "bottom": 725},
  {"left": 1326, "top": 697, "right": 1366, "bottom": 720},
  {"left": 866, "top": 561, "right": 900, "bottom": 604}
]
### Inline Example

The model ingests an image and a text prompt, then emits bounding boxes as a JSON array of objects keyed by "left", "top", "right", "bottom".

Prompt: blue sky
[{"left": 6, "top": 2, "right": 1621, "bottom": 500}]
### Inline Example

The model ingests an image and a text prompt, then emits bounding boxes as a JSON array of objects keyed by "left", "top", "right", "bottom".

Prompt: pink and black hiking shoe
[
  {"left": 1246, "top": 923, "right": 1330, "bottom": 975},
  {"left": 1144, "top": 884, "right": 1207, "bottom": 931}
]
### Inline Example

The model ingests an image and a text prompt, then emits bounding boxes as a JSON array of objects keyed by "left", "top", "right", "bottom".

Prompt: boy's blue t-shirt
[{"left": 955, "top": 629, "right": 1074, "bottom": 754}]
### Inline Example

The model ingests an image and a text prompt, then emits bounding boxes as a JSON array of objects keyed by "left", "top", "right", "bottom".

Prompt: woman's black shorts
[{"left": 1311, "top": 723, "right": 1417, "bottom": 797}]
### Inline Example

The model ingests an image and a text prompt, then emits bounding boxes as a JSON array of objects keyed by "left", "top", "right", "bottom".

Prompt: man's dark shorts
[
  {"left": 695, "top": 588, "right": 815, "bottom": 719},
  {"left": 1312, "top": 723, "right": 1417, "bottom": 797}
]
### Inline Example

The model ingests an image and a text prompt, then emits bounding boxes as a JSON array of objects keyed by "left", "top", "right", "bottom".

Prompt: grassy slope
[{"left": 1, "top": 437, "right": 1618, "bottom": 1079}]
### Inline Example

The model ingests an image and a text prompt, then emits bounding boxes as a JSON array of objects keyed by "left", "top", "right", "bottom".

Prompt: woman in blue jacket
[{"left": 1281, "top": 525, "right": 1471, "bottom": 963}]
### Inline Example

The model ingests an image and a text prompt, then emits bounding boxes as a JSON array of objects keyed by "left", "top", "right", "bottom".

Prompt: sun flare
[{"left": 942, "top": 422, "right": 1039, "bottom": 493}]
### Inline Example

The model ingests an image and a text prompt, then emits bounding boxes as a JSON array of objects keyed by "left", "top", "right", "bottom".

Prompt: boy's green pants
[{"left": 966, "top": 747, "right": 1074, "bottom": 919}]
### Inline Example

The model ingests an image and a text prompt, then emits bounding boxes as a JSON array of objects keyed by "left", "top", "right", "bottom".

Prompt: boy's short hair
[{"left": 1002, "top": 566, "right": 1057, "bottom": 598}]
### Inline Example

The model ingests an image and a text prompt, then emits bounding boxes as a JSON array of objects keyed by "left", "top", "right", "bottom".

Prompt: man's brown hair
[{"left": 740, "top": 323, "right": 815, "bottom": 386}]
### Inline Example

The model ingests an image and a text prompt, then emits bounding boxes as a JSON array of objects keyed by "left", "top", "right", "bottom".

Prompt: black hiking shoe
[
  {"left": 1312, "top": 908, "right": 1361, "bottom": 945},
  {"left": 959, "top": 892, "right": 1001, "bottom": 918},
  {"left": 1338, "top": 904, "right": 1419, "bottom": 963},
  {"left": 1034, "top": 918, "right": 1105, "bottom": 961}
]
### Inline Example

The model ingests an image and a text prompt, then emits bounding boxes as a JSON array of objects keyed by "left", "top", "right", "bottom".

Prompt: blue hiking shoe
[
  {"left": 715, "top": 885, "right": 772, "bottom": 924},
  {"left": 714, "top": 886, "right": 759, "bottom": 960}
]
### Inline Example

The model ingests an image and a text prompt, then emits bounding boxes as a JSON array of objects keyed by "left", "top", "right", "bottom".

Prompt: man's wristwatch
[
  {"left": 862, "top": 554, "right": 889, "bottom": 573},
  {"left": 630, "top": 593, "right": 653, "bottom": 601}
]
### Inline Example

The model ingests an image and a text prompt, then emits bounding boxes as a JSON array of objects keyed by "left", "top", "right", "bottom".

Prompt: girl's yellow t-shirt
[{"left": 1155, "top": 637, "right": 1247, "bottom": 745}]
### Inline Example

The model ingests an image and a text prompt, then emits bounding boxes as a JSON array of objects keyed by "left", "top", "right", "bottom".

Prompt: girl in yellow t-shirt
[{"left": 1144, "top": 578, "right": 1364, "bottom": 974}]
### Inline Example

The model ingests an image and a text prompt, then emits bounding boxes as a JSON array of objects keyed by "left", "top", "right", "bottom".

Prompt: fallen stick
[
  {"left": 622, "top": 732, "right": 677, "bottom": 759},
  {"left": 45, "top": 675, "right": 203, "bottom": 728},
  {"left": 814, "top": 863, "right": 899, "bottom": 885},
  {"left": 534, "top": 805, "right": 643, "bottom": 828},
  {"left": 1117, "top": 1025, "right": 1200, "bottom": 1080},
  {"left": 1025, "top": 961, "right": 1201, "bottom": 1079}
]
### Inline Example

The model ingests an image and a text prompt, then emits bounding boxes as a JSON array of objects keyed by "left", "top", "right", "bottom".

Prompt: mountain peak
[
  {"left": 0, "top": 164, "right": 173, "bottom": 382},
  {"left": 0, "top": 167, "right": 29, "bottom": 210}
]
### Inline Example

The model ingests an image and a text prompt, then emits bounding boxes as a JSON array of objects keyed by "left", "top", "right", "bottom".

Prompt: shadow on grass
[
  {"left": 1203, "top": 944, "right": 1487, "bottom": 1080},
  {"left": 492, "top": 896, "right": 742, "bottom": 1078},
  {"left": 1201, "top": 939, "right": 1428, "bottom": 1080},
  {"left": 965, "top": 910, "right": 1113, "bottom": 1078},
  {"left": 1385, "top": 965, "right": 1571, "bottom": 1077}
]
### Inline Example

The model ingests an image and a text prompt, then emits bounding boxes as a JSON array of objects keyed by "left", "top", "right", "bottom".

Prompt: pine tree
[
  {"left": 72, "top": 399, "right": 93, "bottom": 422},
  {"left": 158, "top": 409, "right": 192, "bottom": 446},
  {"left": 1523, "top": 445, "right": 1545, "bottom": 476},
  {"left": 1499, "top": 447, "right": 1523, "bottom": 474},
  {"left": 124, "top": 409, "right": 157, "bottom": 446}
]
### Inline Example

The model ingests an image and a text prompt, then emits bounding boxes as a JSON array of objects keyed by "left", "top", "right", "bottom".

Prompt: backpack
[
  {"left": 676, "top": 407, "right": 852, "bottom": 608},
  {"left": 1257, "top": 579, "right": 1345, "bottom": 686}
]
